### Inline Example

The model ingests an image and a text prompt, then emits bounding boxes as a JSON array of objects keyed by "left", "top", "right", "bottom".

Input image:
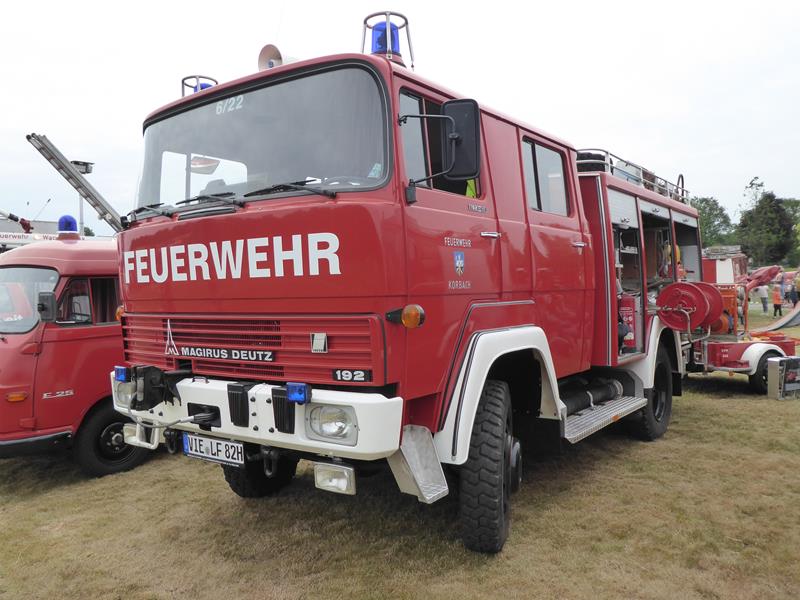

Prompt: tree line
[{"left": 691, "top": 177, "right": 799, "bottom": 267}]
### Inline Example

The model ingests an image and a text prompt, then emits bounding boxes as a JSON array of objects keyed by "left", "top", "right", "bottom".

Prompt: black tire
[
  {"left": 748, "top": 351, "right": 780, "bottom": 394},
  {"left": 73, "top": 400, "right": 150, "bottom": 477},
  {"left": 628, "top": 346, "right": 673, "bottom": 441},
  {"left": 222, "top": 455, "right": 298, "bottom": 498},
  {"left": 459, "top": 380, "right": 520, "bottom": 553}
]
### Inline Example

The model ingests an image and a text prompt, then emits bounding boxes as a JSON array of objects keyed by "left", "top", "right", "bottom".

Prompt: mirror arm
[{"left": 398, "top": 113, "right": 460, "bottom": 203}]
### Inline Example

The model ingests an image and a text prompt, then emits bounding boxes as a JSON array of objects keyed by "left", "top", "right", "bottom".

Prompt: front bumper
[{"left": 112, "top": 374, "right": 404, "bottom": 461}]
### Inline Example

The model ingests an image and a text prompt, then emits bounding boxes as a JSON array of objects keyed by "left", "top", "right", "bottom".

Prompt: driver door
[{"left": 34, "top": 278, "right": 123, "bottom": 430}]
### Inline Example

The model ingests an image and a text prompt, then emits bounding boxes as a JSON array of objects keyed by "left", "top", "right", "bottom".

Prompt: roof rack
[{"left": 576, "top": 148, "right": 689, "bottom": 204}]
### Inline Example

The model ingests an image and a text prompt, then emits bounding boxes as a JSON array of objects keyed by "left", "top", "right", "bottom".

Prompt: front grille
[{"left": 122, "top": 313, "right": 382, "bottom": 385}]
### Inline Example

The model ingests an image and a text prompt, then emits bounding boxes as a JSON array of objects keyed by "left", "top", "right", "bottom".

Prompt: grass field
[{"left": 2, "top": 368, "right": 799, "bottom": 600}]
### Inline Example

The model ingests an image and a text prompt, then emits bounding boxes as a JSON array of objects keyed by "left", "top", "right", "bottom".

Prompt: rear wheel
[
  {"left": 73, "top": 400, "right": 149, "bottom": 477},
  {"left": 628, "top": 346, "right": 673, "bottom": 441},
  {"left": 748, "top": 351, "right": 780, "bottom": 394},
  {"left": 222, "top": 454, "right": 298, "bottom": 498},
  {"left": 459, "top": 380, "right": 521, "bottom": 553}
]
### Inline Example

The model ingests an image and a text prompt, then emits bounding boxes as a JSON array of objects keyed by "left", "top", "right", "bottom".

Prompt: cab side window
[
  {"left": 522, "top": 140, "right": 569, "bottom": 216},
  {"left": 399, "top": 90, "right": 479, "bottom": 197},
  {"left": 91, "top": 278, "right": 120, "bottom": 323},
  {"left": 57, "top": 279, "right": 92, "bottom": 324}
]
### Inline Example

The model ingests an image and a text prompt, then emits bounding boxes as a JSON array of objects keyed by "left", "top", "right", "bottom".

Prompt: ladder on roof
[{"left": 26, "top": 133, "right": 123, "bottom": 233}]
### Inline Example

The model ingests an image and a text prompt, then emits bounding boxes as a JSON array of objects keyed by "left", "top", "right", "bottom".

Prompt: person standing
[
  {"left": 790, "top": 281, "right": 799, "bottom": 308},
  {"left": 773, "top": 285, "right": 783, "bottom": 317},
  {"left": 756, "top": 285, "right": 769, "bottom": 314}
]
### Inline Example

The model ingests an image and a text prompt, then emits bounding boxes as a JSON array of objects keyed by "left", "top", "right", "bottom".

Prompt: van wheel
[
  {"left": 748, "top": 351, "right": 779, "bottom": 394},
  {"left": 73, "top": 401, "right": 150, "bottom": 477},
  {"left": 459, "top": 380, "right": 521, "bottom": 553},
  {"left": 222, "top": 455, "right": 298, "bottom": 498},
  {"left": 628, "top": 346, "right": 673, "bottom": 441}
]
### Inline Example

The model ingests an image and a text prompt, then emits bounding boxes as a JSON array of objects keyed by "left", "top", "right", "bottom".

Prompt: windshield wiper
[
  {"left": 127, "top": 203, "right": 174, "bottom": 218},
  {"left": 243, "top": 180, "right": 336, "bottom": 199},
  {"left": 176, "top": 192, "right": 246, "bottom": 207}
]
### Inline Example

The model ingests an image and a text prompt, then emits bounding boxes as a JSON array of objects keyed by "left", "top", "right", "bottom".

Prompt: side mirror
[
  {"left": 37, "top": 291, "right": 57, "bottom": 323},
  {"left": 441, "top": 99, "right": 481, "bottom": 181}
]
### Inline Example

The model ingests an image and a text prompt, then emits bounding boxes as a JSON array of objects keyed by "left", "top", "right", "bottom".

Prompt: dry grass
[{"left": 1, "top": 378, "right": 799, "bottom": 600}]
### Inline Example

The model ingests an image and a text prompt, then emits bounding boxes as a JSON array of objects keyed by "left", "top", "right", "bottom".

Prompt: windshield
[
  {"left": 137, "top": 65, "right": 389, "bottom": 208},
  {"left": 0, "top": 267, "right": 58, "bottom": 334}
]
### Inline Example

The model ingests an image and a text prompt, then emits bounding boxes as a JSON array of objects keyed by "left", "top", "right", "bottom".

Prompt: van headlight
[{"left": 305, "top": 404, "right": 358, "bottom": 446}]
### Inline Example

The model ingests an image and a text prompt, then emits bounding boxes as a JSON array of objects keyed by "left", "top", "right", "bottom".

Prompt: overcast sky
[{"left": 0, "top": 0, "right": 797, "bottom": 235}]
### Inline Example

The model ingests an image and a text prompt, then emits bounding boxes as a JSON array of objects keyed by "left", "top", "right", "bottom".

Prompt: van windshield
[
  {"left": 137, "top": 65, "right": 389, "bottom": 209},
  {"left": 0, "top": 267, "right": 58, "bottom": 334}
]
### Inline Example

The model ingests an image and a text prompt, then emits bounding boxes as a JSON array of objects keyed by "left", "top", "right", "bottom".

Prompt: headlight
[
  {"left": 114, "top": 380, "right": 137, "bottom": 408},
  {"left": 305, "top": 404, "right": 358, "bottom": 446}
]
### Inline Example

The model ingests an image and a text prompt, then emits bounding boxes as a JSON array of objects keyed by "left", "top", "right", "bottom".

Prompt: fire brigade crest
[{"left": 454, "top": 251, "right": 465, "bottom": 276}]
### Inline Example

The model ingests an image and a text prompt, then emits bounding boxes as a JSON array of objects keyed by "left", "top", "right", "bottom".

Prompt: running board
[{"left": 563, "top": 396, "right": 647, "bottom": 443}]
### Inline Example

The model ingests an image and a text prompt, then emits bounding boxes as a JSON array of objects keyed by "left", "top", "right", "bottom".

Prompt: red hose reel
[{"left": 656, "top": 282, "right": 724, "bottom": 331}]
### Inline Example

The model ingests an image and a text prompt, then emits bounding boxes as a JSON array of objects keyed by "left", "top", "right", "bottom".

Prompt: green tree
[
  {"left": 737, "top": 190, "right": 794, "bottom": 265},
  {"left": 690, "top": 196, "right": 733, "bottom": 247},
  {"left": 83, "top": 226, "right": 95, "bottom": 237}
]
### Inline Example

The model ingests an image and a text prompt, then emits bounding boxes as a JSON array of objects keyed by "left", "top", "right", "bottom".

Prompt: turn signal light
[
  {"left": 115, "top": 305, "right": 124, "bottom": 321},
  {"left": 6, "top": 392, "right": 28, "bottom": 403},
  {"left": 401, "top": 304, "right": 425, "bottom": 329}
]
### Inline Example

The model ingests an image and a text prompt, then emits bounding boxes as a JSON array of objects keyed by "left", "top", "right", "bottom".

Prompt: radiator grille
[{"left": 122, "top": 313, "right": 381, "bottom": 385}]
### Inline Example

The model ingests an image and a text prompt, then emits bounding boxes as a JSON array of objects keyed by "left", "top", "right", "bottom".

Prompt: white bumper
[{"left": 112, "top": 375, "right": 403, "bottom": 461}]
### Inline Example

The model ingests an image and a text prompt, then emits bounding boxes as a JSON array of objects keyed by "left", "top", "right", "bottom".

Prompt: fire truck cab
[
  {"left": 0, "top": 238, "right": 148, "bottom": 475},
  {"left": 112, "top": 13, "right": 699, "bottom": 552}
]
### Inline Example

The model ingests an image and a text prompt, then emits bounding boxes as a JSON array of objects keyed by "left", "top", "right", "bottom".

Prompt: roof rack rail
[{"left": 576, "top": 148, "right": 689, "bottom": 204}]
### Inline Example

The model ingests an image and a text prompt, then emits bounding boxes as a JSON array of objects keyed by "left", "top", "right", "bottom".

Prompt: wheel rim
[
  {"left": 653, "top": 362, "right": 669, "bottom": 422},
  {"left": 97, "top": 421, "right": 135, "bottom": 462}
]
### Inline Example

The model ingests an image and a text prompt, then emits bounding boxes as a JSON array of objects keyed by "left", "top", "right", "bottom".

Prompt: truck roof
[
  {"left": 0, "top": 239, "right": 117, "bottom": 276},
  {"left": 143, "top": 53, "right": 576, "bottom": 152}
]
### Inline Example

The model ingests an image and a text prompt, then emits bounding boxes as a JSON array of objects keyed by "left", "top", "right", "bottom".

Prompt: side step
[
  {"left": 387, "top": 425, "right": 449, "bottom": 504},
  {"left": 563, "top": 395, "right": 647, "bottom": 443}
]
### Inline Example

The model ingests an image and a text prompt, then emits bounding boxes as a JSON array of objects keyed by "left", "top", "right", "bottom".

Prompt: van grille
[{"left": 122, "top": 314, "right": 382, "bottom": 385}]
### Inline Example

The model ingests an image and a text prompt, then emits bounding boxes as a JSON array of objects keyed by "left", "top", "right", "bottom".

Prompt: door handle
[
  {"left": 480, "top": 231, "right": 501, "bottom": 239},
  {"left": 571, "top": 241, "right": 587, "bottom": 248}
]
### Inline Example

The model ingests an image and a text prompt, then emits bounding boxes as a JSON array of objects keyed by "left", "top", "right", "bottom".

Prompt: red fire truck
[
  {"left": 0, "top": 233, "right": 149, "bottom": 475},
  {"left": 112, "top": 13, "right": 704, "bottom": 552}
]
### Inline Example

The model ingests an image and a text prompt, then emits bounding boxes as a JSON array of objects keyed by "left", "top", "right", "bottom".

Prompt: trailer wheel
[
  {"left": 459, "top": 380, "right": 521, "bottom": 553},
  {"left": 748, "top": 351, "right": 780, "bottom": 394},
  {"left": 629, "top": 346, "right": 673, "bottom": 441},
  {"left": 222, "top": 455, "right": 298, "bottom": 498},
  {"left": 73, "top": 401, "right": 149, "bottom": 477}
]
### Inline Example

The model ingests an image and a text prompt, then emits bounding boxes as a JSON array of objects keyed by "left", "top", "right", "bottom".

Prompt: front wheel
[
  {"left": 628, "top": 346, "right": 673, "bottom": 441},
  {"left": 459, "top": 380, "right": 521, "bottom": 553},
  {"left": 748, "top": 351, "right": 780, "bottom": 394},
  {"left": 73, "top": 400, "right": 150, "bottom": 477}
]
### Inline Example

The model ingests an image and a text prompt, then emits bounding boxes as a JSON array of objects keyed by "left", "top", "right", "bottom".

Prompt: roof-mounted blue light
[
  {"left": 371, "top": 21, "right": 400, "bottom": 55},
  {"left": 58, "top": 214, "right": 78, "bottom": 233}
]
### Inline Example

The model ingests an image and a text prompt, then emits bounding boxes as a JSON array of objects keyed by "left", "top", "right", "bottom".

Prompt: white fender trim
[
  {"left": 740, "top": 343, "right": 786, "bottom": 375},
  {"left": 433, "top": 326, "right": 562, "bottom": 466}
]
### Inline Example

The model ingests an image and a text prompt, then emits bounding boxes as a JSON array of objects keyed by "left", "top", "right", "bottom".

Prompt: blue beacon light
[
  {"left": 371, "top": 21, "right": 400, "bottom": 55},
  {"left": 58, "top": 214, "right": 78, "bottom": 233}
]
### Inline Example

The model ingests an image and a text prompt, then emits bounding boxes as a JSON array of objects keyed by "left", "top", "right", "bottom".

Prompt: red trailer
[
  {"left": 0, "top": 237, "right": 148, "bottom": 475},
  {"left": 111, "top": 13, "right": 707, "bottom": 552}
]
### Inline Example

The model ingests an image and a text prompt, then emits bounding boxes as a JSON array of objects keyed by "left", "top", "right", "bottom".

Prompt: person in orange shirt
[{"left": 772, "top": 285, "right": 783, "bottom": 317}]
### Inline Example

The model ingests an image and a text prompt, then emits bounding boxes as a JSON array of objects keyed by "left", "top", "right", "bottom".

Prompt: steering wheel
[{"left": 322, "top": 176, "right": 374, "bottom": 187}]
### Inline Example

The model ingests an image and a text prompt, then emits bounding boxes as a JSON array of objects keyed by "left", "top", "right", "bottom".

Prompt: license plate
[{"left": 183, "top": 432, "right": 244, "bottom": 466}]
